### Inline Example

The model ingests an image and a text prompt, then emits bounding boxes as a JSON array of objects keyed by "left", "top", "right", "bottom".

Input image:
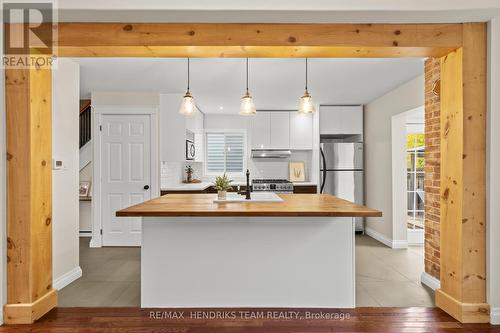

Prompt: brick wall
[{"left": 424, "top": 58, "right": 441, "bottom": 280}]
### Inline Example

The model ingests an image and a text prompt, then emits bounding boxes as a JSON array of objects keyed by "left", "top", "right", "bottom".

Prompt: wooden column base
[
  {"left": 3, "top": 289, "right": 58, "bottom": 324},
  {"left": 435, "top": 289, "right": 490, "bottom": 323}
]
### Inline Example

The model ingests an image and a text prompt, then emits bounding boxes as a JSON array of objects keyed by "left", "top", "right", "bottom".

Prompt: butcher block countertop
[{"left": 116, "top": 194, "right": 382, "bottom": 217}]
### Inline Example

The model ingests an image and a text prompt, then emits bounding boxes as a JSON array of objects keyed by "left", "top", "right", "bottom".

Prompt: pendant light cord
[
  {"left": 187, "top": 58, "right": 190, "bottom": 92},
  {"left": 305, "top": 58, "right": 308, "bottom": 91},
  {"left": 246, "top": 58, "right": 249, "bottom": 93}
]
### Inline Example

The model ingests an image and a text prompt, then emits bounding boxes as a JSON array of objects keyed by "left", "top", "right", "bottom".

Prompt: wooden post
[
  {"left": 435, "top": 23, "right": 489, "bottom": 323},
  {"left": 3, "top": 60, "right": 57, "bottom": 324}
]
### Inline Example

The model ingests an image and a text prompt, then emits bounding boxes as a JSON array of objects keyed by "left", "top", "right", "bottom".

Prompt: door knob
[{"left": 144, "top": 185, "right": 150, "bottom": 190}]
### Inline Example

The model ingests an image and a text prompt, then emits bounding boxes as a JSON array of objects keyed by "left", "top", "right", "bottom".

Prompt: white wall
[
  {"left": 160, "top": 93, "right": 185, "bottom": 162},
  {"left": 487, "top": 16, "right": 500, "bottom": 325},
  {"left": 92, "top": 91, "right": 159, "bottom": 107},
  {"left": 52, "top": 59, "right": 82, "bottom": 288},
  {"left": 364, "top": 75, "right": 424, "bottom": 243},
  {"left": 391, "top": 111, "right": 409, "bottom": 246}
]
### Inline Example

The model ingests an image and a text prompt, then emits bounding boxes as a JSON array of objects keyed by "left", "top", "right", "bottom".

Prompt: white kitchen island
[{"left": 116, "top": 194, "right": 381, "bottom": 308}]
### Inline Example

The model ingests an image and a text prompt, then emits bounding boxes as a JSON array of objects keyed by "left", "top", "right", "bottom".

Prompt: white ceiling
[
  {"left": 58, "top": 0, "right": 500, "bottom": 11},
  {"left": 57, "top": 0, "right": 500, "bottom": 22},
  {"left": 72, "top": 57, "right": 424, "bottom": 114}
]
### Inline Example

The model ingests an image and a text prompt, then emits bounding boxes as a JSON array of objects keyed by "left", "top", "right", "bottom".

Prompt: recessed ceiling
[{"left": 71, "top": 57, "right": 424, "bottom": 114}]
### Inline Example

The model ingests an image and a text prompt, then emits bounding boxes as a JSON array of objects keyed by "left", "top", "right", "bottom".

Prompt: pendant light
[
  {"left": 239, "top": 58, "right": 256, "bottom": 116},
  {"left": 179, "top": 58, "right": 197, "bottom": 116},
  {"left": 298, "top": 58, "right": 316, "bottom": 114}
]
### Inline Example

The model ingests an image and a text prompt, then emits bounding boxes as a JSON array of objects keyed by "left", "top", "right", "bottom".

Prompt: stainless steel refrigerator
[{"left": 320, "top": 142, "right": 365, "bottom": 232}]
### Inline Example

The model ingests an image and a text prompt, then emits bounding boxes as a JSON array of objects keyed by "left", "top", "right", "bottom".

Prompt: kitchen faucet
[{"left": 245, "top": 169, "right": 251, "bottom": 200}]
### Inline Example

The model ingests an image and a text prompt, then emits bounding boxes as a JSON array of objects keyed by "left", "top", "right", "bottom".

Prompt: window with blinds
[{"left": 206, "top": 132, "right": 245, "bottom": 175}]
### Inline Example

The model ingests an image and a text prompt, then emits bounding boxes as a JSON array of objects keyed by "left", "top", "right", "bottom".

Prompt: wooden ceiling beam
[{"left": 57, "top": 23, "right": 462, "bottom": 58}]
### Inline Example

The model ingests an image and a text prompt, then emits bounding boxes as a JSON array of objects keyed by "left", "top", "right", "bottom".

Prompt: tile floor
[
  {"left": 58, "top": 238, "right": 140, "bottom": 307},
  {"left": 59, "top": 235, "right": 434, "bottom": 307},
  {"left": 355, "top": 235, "right": 434, "bottom": 307}
]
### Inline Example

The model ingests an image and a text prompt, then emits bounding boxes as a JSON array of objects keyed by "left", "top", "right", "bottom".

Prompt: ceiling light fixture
[
  {"left": 179, "top": 58, "right": 197, "bottom": 116},
  {"left": 239, "top": 58, "right": 257, "bottom": 116},
  {"left": 298, "top": 58, "right": 316, "bottom": 114}
]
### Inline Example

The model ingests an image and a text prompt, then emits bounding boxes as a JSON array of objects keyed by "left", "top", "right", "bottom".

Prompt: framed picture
[
  {"left": 79, "top": 181, "right": 91, "bottom": 197},
  {"left": 289, "top": 162, "right": 306, "bottom": 182}
]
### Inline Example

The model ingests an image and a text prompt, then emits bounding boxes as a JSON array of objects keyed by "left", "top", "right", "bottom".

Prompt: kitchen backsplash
[
  {"left": 160, "top": 161, "right": 203, "bottom": 188},
  {"left": 161, "top": 151, "right": 312, "bottom": 187},
  {"left": 248, "top": 151, "right": 311, "bottom": 180}
]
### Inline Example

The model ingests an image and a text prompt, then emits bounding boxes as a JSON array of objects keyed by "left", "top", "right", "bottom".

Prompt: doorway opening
[{"left": 405, "top": 108, "right": 425, "bottom": 245}]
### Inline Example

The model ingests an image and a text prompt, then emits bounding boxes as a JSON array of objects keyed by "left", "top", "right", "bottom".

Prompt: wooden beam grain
[
  {"left": 436, "top": 23, "right": 488, "bottom": 324},
  {"left": 57, "top": 23, "right": 462, "bottom": 58},
  {"left": 4, "top": 58, "right": 57, "bottom": 324}
]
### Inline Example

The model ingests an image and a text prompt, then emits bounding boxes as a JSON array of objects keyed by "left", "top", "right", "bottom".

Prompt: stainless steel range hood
[{"left": 251, "top": 149, "right": 292, "bottom": 159}]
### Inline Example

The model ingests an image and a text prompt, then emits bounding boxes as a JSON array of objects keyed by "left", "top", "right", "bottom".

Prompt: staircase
[{"left": 79, "top": 100, "right": 92, "bottom": 171}]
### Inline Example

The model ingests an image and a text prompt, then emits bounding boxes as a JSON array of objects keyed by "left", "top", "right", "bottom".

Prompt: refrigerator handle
[{"left": 320, "top": 147, "right": 327, "bottom": 194}]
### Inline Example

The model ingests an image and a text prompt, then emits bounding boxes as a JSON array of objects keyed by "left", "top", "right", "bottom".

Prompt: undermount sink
[{"left": 213, "top": 192, "right": 284, "bottom": 203}]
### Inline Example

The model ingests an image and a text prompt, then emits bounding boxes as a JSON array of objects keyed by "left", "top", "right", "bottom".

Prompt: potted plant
[
  {"left": 213, "top": 173, "right": 233, "bottom": 200},
  {"left": 185, "top": 165, "right": 194, "bottom": 183}
]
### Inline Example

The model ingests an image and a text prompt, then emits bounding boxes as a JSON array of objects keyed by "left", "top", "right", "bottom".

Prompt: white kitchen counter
[{"left": 161, "top": 182, "right": 213, "bottom": 191}]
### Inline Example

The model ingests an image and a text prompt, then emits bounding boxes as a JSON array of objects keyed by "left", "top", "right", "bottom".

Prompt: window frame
[{"left": 204, "top": 129, "right": 247, "bottom": 178}]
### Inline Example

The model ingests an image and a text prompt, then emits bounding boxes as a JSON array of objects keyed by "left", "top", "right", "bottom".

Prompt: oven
[{"left": 252, "top": 179, "right": 294, "bottom": 194}]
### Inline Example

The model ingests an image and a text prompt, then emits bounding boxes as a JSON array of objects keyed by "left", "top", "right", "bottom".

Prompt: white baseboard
[
  {"left": 53, "top": 266, "right": 82, "bottom": 290},
  {"left": 365, "top": 227, "right": 408, "bottom": 249},
  {"left": 391, "top": 240, "right": 409, "bottom": 249},
  {"left": 408, "top": 228, "right": 424, "bottom": 245},
  {"left": 491, "top": 308, "right": 500, "bottom": 325},
  {"left": 420, "top": 271, "right": 440, "bottom": 291},
  {"left": 89, "top": 236, "right": 101, "bottom": 248}
]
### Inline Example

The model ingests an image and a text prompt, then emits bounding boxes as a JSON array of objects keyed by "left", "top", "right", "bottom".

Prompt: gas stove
[{"left": 252, "top": 179, "right": 294, "bottom": 193}]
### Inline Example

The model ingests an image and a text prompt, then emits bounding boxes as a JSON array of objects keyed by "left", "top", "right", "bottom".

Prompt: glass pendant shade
[
  {"left": 178, "top": 90, "right": 196, "bottom": 116},
  {"left": 239, "top": 90, "right": 256, "bottom": 115},
  {"left": 298, "top": 58, "right": 316, "bottom": 114},
  {"left": 298, "top": 89, "right": 316, "bottom": 114},
  {"left": 239, "top": 58, "right": 256, "bottom": 116},
  {"left": 179, "top": 58, "right": 197, "bottom": 116}
]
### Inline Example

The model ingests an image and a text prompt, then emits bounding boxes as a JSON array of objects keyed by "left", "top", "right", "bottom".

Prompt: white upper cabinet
[
  {"left": 270, "top": 112, "right": 290, "bottom": 149},
  {"left": 251, "top": 111, "right": 271, "bottom": 149},
  {"left": 251, "top": 111, "right": 312, "bottom": 150},
  {"left": 319, "top": 105, "right": 363, "bottom": 136},
  {"left": 290, "top": 112, "right": 313, "bottom": 150}
]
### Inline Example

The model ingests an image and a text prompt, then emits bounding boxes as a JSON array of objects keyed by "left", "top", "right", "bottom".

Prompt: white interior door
[{"left": 101, "top": 114, "right": 151, "bottom": 246}]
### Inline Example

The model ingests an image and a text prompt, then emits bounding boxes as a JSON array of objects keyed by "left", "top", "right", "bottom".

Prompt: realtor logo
[{"left": 2, "top": 1, "right": 57, "bottom": 68}]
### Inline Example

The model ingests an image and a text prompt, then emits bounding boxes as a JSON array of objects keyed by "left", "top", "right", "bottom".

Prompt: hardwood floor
[{"left": 1, "top": 307, "right": 498, "bottom": 332}]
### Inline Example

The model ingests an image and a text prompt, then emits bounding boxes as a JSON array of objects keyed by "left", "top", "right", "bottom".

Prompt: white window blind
[{"left": 206, "top": 132, "right": 245, "bottom": 174}]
